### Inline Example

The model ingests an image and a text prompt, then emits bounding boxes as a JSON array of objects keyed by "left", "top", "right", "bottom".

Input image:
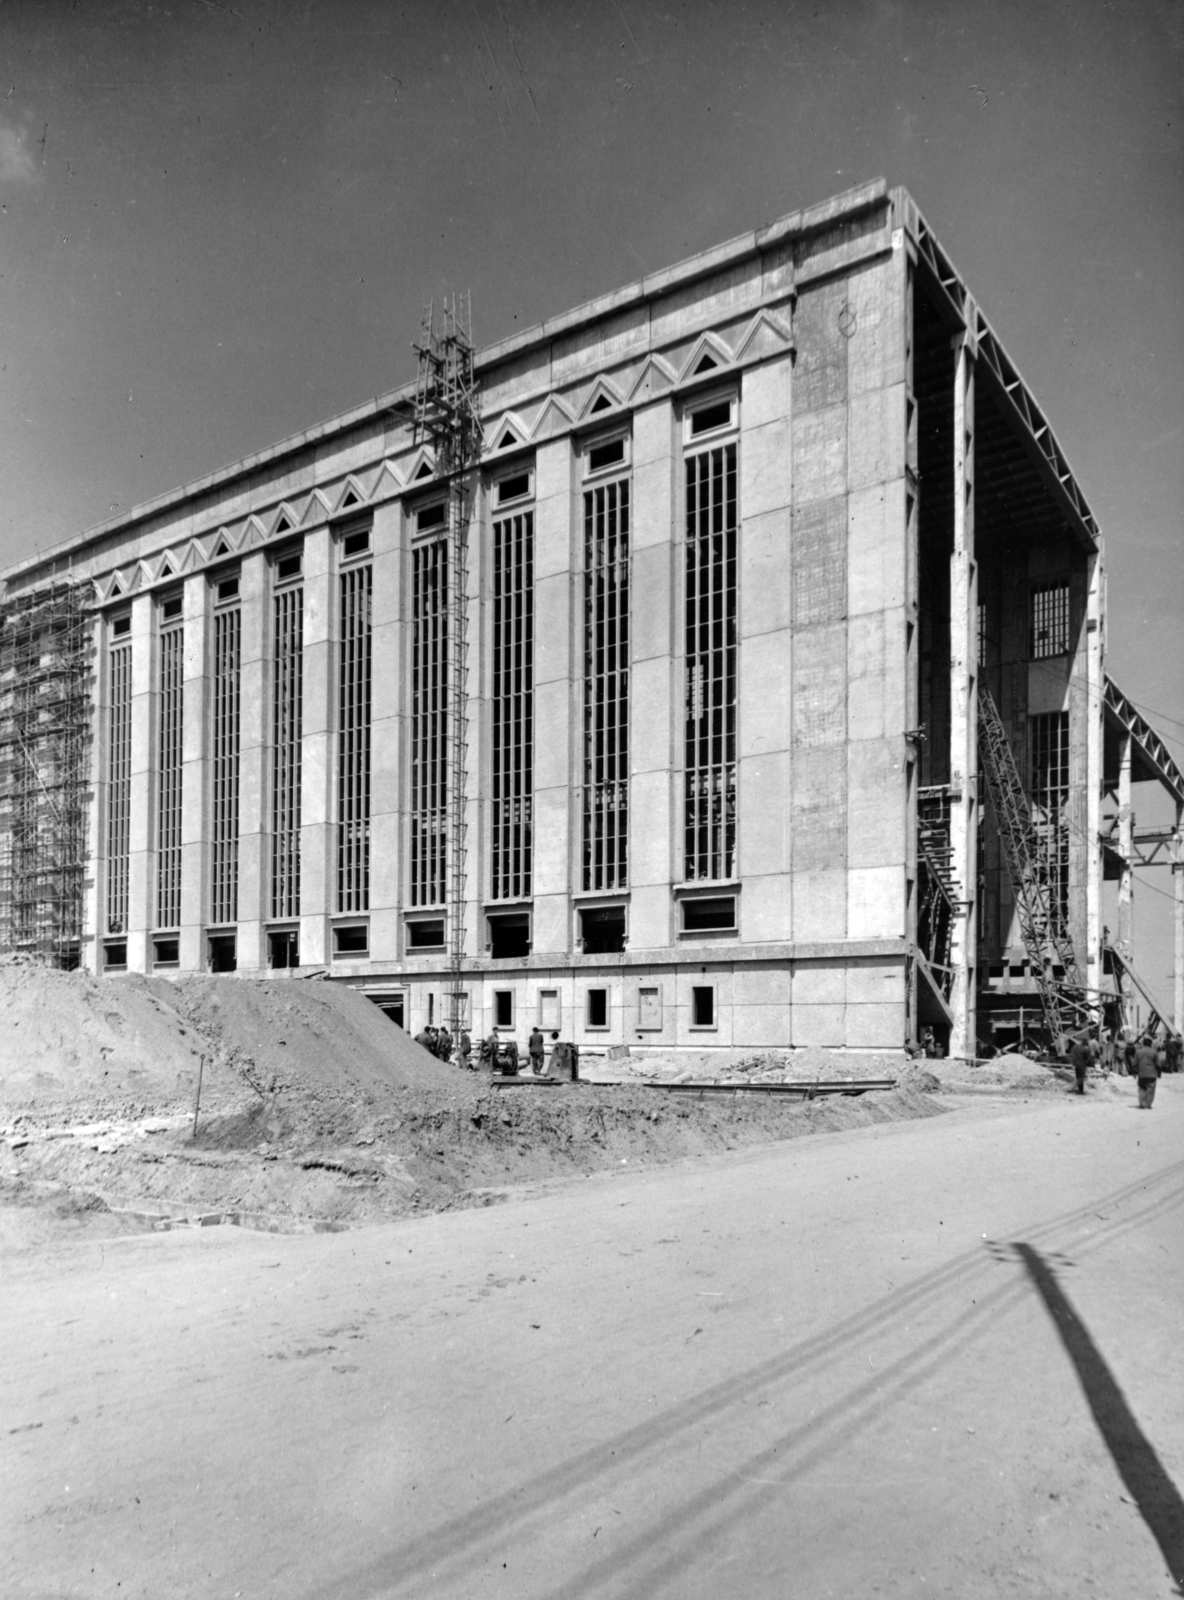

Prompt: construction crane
[
  {"left": 408, "top": 297, "right": 482, "bottom": 1043},
  {"left": 977, "top": 683, "right": 1092, "bottom": 1045}
]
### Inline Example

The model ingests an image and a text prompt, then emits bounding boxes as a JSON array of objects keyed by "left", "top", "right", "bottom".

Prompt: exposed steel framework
[{"left": 0, "top": 582, "right": 92, "bottom": 964}]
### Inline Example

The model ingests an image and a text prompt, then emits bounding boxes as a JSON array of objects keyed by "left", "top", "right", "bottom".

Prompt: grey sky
[{"left": 1, "top": 0, "right": 1181, "bottom": 1002}]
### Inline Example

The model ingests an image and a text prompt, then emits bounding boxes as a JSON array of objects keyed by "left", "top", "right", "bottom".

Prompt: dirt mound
[
  {"left": 582, "top": 1046, "right": 907, "bottom": 1085},
  {"left": 0, "top": 962, "right": 455, "bottom": 1125}
]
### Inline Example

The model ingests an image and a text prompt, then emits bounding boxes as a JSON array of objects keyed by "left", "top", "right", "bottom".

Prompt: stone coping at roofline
[{"left": 2, "top": 178, "right": 890, "bottom": 583}]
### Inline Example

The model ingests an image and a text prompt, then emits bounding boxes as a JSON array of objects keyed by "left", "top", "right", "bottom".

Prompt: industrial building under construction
[{"left": 2, "top": 179, "right": 1181, "bottom": 1058}]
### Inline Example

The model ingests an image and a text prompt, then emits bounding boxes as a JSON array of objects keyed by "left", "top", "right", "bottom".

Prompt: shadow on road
[{"left": 1013, "top": 1242, "right": 1184, "bottom": 1593}]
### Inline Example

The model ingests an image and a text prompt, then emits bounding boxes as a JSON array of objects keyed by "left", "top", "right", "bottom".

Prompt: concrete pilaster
[
  {"left": 947, "top": 332, "right": 978, "bottom": 1058},
  {"left": 531, "top": 438, "right": 577, "bottom": 956},
  {"left": 179, "top": 573, "right": 209, "bottom": 971},
  {"left": 299, "top": 526, "right": 334, "bottom": 967},
  {"left": 627, "top": 398, "right": 677, "bottom": 952},
  {"left": 369, "top": 500, "right": 404, "bottom": 963},
  {"left": 236, "top": 552, "right": 267, "bottom": 972}
]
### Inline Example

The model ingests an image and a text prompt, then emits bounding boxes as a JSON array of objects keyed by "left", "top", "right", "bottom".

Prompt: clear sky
[{"left": 1, "top": 0, "right": 1181, "bottom": 1006}]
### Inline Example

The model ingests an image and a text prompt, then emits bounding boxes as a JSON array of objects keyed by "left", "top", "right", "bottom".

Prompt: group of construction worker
[
  {"left": 413, "top": 1022, "right": 563, "bottom": 1077},
  {"left": 1066, "top": 1023, "right": 1180, "bottom": 1108}
]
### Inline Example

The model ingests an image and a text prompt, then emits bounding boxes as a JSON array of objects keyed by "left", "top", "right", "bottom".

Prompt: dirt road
[{"left": 5, "top": 1082, "right": 1183, "bottom": 1598}]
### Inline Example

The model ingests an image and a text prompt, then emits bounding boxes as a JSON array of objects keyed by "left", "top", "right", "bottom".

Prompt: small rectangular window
[
  {"left": 587, "top": 988, "right": 609, "bottom": 1028},
  {"left": 342, "top": 527, "right": 370, "bottom": 558},
  {"left": 494, "top": 990, "right": 514, "bottom": 1028},
  {"left": 104, "top": 940, "right": 128, "bottom": 970},
  {"left": 407, "top": 918, "right": 446, "bottom": 950},
  {"left": 496, "top": 470, "right": 532, "bottom": 506},
  {"left": 111, "top": 614, "right": 131, "bottom": 638},
  {"left": 216, "top": 576, "right": 240, "bottom": 603},
  {"left": 682, "top": 896, "right": 736, "bottom": 932},
  {"left": 488, "top": 911, "right": 530, "bottom": 960},
  {"left": 275, "top": 551, "right": 302, "bottom": 582},
  {"left": 586, "top": 437, "right": 626, "bottom": 474},
  {"left": 152, "top": 936, "right": 179, "bottom": 966},
  {"left": 268, "top": 929, "right": 299, "bottom": 969},
  {"left": 689, "top": 398, "right": 733, "bottom": 437},
  {"left": 691, "top": 986, "right": 716, "bottom": 1027},
  {"left": 375, "top": 994, "right": 405, "bottom": 1029},
  {"left": 1030, "top": 583, "right": 1070, "bottom": 659},
  {"left": 416, "top": 501, "right": 446, "bottom": 532},
  {"left": 160, "top": 595, "right": 183, "bottom": 621},
  {"left": 580, "top": 905, "right": 626, "bottom": 954},
  {"left": 333, "top": 923, "right": 369, "bottom": 956},
  {"left": 208, "top": 933, "right": 237, "bottom": 973}
]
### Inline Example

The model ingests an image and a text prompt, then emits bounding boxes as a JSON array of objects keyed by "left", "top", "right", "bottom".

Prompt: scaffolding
[
  {"left": 0, "top": 581, "right": 93, "bottom": 965},
  {"left": 977, "top": 683, "right": 1092, "bottom": 1044},
  {"left": 409, "top": 297, "right": 481, "bottom": 1039}
]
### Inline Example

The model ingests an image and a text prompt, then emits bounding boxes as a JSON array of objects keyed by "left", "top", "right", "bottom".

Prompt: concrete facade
[{"left": 2, "top": 181, "right": 1125, "bottom": 1056}]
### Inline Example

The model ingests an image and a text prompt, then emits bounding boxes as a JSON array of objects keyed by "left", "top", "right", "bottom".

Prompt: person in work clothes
[
  {"left": 1132, "top": 1034, "right": 1165, "bottom": 1110},
  {"left": 1068, "top": 1031, "right": 1094, "bottom": 1095},
  {"left": 435, "top": 1026, "right": 453, "bottom": 1063},
  {"left": 528, "top": 1026, "right": 546, "bottom": 1076}
]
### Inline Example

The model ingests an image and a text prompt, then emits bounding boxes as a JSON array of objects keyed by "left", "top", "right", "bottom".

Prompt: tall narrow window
[
  {"left": 684, "top": 440, "right": 738, "bottom": 880},
  {"left": 337, "top": 560, "right": 372, "bottom": 913},
  {"left": 271, "top": 577, "right": 303, "bottom": 920},
  {"left": 210, "top": 600, "right": 241, "bottom": 926},
  {"left": 583, "top": 478, "right": 630, "bottom": 890},
  {"left": 1030, "top": 583, "right": 1070, "bottom": 659},
  {"left": 411, "top": 539, "right": 448, "bottom": 906},
  {"left": 491, "top": 506, "right": 533, "bottom": 899},
  {"left": 156, "top": 607, "right": 184, "bottom": 929},
  {"left": 1030, "top": 711, "right": 1070, "bottom": 933},
  {"left": 105, "top": 624, "right": 133, "bottom": 935}
]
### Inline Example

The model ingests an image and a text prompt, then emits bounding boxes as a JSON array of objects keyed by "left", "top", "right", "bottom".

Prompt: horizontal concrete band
[{"left": 336, "top": 937, "right": 909, "bottom": 983}]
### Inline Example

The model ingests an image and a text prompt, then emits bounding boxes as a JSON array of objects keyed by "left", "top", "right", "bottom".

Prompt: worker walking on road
[
  {"left": 1132, "top": 1033, "right": 1164, "bottom": 1109},
  {"left": 1068, "top": 1031, "right": 1094, "bottom": 1095},
  {"left": 528, "top": 1026, "right": 545, "bottom": 1076}
]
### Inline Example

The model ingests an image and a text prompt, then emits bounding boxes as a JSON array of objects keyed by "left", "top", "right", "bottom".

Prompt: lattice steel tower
[{"left": 410, "top": 297, "right": 481, "bottom": 1041}]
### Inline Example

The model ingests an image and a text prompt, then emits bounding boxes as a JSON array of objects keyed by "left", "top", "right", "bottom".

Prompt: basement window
[
  {"left": 103, "top": 940, "right": 128, "bottom": 971},
  {"left": 407, "top": 918, "right": 446, "bottom": 950},
  {"left": 681, "top": 896, "right": 737, "bottom": 933},
  {"left": 333, "top": 923, "right": 369, "bottom": 957},
  {"left": 493, "top": 989, "right": 514, "bottom": 1028},
  {"left": 208, "top": 933, "right": 237, "bottom": 973},
  {"left": 586, "top": 988, "right": 609, "bottom": 1029},
  {"left": 268, "top": 929, "right": 299, "bottom": 969},
  {"left": 488, "top": 911, "right": 530, "bottom": 960},
  {"left": 691, "top": 986, "right": 716, "bottom": 1028},
  {"left": 1030, "top": 583, "right": 1070, "bottom": 659},
  {"left": 152, "top": 936, "right": 179, "bottom": 967}
]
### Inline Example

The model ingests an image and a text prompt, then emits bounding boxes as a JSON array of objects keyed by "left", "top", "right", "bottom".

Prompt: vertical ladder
[{"left": 977, "top": 683, "right": 1091, "bottom": 1042}]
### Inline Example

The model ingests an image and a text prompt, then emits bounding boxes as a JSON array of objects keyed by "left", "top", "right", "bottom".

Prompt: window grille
[
  {"left": 1030, "top": 583, "right": 1070, "bottom": 659},
  {"left": 684, "top": 443, "right": 737, "bottom": 881},
  {"left": 210, "top": 605, "right": 241, "bottom": 926},
  {"left": 491, "top": 510, "right": 533, "bottom": 900},
  {"left": 155, "top": 617, "right": 183, "bottom": 928},
  {"left": 337, "top": 563, "right": 372, "bottom": 913},
  {"left": 270, "top": 584, "right": 303, "bottom": 920},
  {"left": 411, "top": 540, "right": 448, "bottom": 906},
  {"left": 583, "top": 478, "right": 629, "bottom": 891},
  {"left": 1030, "top": 710, "right": 1070, "bottom": 932},
  {"left": 105, "top": 637, "right": 133, "bottom": 935}
]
